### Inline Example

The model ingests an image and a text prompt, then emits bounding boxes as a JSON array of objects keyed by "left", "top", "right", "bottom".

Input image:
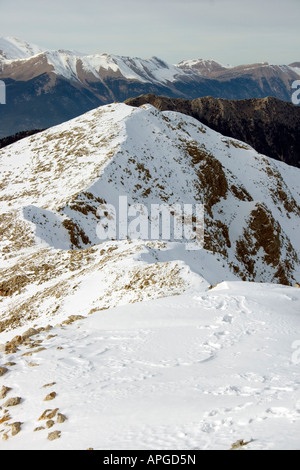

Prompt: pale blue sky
[{"left": 0, "top": 0, "right": 299, "bottom": 65}]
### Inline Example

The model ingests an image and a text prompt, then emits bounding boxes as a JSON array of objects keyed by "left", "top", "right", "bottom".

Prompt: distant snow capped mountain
[
  {"left": 43, "top": 51, "right": 187, "bottom": 84},
  {"left": 0, "top": 37, "right": 187, "bottom": 85},
  {"left": 0, "top": 36, "right": 45, "bottom": 60},
  {"left": 1, "top": 36, "right": 299, "bottom": 84},
  {"left": 177, "top": 59, "right": 233, "bottom": 77},
  {"left": 0, "top": 37, "right": 299, "bottom": 139}
]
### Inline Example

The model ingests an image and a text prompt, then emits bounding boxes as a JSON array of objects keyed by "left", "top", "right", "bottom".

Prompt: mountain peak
[
  {"left": 0, "top": 36, "right": 45, "bottom": 60},
  {"left": 177, "top": 58, "right": 232, "bottom": 76}
]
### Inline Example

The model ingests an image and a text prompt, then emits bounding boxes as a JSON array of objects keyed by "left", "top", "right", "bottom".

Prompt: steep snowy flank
[{"left": 0, "top": 37, "right": 45, "bottom": 61}]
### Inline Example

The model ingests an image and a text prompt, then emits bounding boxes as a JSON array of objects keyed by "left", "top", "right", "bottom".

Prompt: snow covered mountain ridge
[
  {"left": 1, "top": 36, "right": 299, "bottom": 85},
  {"left": 0, "top": 37, "right": 192, "bottom": 85}
]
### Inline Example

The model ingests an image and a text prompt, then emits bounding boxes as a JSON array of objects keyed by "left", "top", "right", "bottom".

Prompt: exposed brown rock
[
  {"left": 38, "top": 408, "right": 59, "bottom": 421},
  {"left": 230, "top": 439, "right": 251, "bottom": 450},
  {"left": 56, "top": 413, "right": 67, "bottom": 424},
  {"left": 4, "top": 397, "right": 21, "bottom": 407},
  {"left": 235, "top": 203, "right": 297, "bottom": 285},
  {"left": 22, "top": 327, "right": 39, "bottom": 340},
  {"left": 2, "top": 329, "right": 40, "bottom": 354},
  {"left": 249, "top": 204, "right": 281, "bottom": 267},
  {"left": 0, "top": 366, "right": 8, "bottom": 376},
  {"left": 44, "top": 392, "right": 57, "bottom": 401},
  {"left": 31, "top": 347, "right": 46, "bottom": 354},
  {"left": 62, "top": 219, "right": 91, "bottom": 248},
  {"left": 42, "top": 382, "right": 56, "bottom": 389},
  {"left": 46, "top": 420, "right": 55, "bottom": 428},
  {"left": 0, "top": 386, "right": 12, "bottom": 399},
  {"left": 47, "top": 430, "right": 61, "bottom": 441},
  {"left": 61, "top": 315, "right": 86, "bottom": 325},
  {"left": 10, "top": 422, "right": 22, "bottom": 436},
  {"left": 0, "top": 275, "right": 29, "bottom": 297},
  {"left": 184, "top": 140, "right": 228, "bottom": 216}
]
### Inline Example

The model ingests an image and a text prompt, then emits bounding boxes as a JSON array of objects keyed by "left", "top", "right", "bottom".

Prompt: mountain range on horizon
[{"left": 0, "top": 36, "right": 299, "bottom": 139}]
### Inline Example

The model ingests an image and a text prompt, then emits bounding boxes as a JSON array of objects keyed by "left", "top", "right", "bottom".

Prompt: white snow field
[{"left": 0, "top": 281, "right": 300, "bottom": 450}]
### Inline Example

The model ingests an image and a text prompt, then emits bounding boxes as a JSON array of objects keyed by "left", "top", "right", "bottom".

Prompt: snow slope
[
  {"left": 0, "top": 282, "right": 300, "bottom": 450},
  {"left": 0, "top": 37, "right": 45, "bottom": 61}
]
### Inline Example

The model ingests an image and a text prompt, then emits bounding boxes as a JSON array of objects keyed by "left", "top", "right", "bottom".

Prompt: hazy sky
[{"left": 0, "top": 0, "right": 299, "bottom": 65}]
